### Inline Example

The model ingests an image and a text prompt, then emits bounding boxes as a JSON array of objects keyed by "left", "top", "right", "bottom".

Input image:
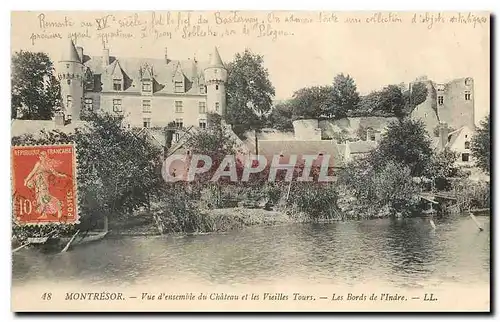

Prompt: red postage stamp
[{"left": 11, "top": 144, "right": 78, "bottom": 225}]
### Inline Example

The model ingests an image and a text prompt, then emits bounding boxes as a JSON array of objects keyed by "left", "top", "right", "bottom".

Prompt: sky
[{"left": 11, "top": 11, "right": 490, "bottom": 124}]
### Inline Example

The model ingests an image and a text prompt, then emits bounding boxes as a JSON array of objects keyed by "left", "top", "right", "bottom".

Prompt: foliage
[
  {"left": 225, "top": 49, "right": 275, "bottom": 136},
  {"left": 163, "top": 121, "right": 177, "bottom": 150},
  {"left": 152, "top": 184, "right": 208, "bottom": 234},
  {"left": 289, "top": 182, "right": 340, "bottom": 220},
  {"left": 11, "top": 112, "right": 164, "bottom": 241},
  {"left": 426, "top": 148, "right": 464, "bottom": 190},
  {"left": 405, "top": 81, "right": 429, "bottom": 110},
  {"left": 267, "top": 101, "right": 294, "bottom": 131},
  {"left": 329, "top": 73, "right": 360, "bottom": 118},
  {"left": 352, "top": 81, "right": 427, "bottom": 118},
  {"left": 11, "top": 51, "right": 61, "bottom": 120},
  {"left": 370, "top": 118, "right": 433, "bottom": 177},
  {"left": 471, "top": 115, "right": 490, "bottom": 173},
  {"left": 451, "top": 179, "right": 490, "bottom": 212},
  {"left": 339, "top": 159, "right": 419, "bottom": 216},
  {"left": 290, "top": 86, "right": 333, "bottom": 120}
]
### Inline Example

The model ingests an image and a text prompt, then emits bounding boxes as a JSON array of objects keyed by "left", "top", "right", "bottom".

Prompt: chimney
[
  {"left": 54, "top": 111, "right": 65, "bottom": 127},
  {"left": 76, "top": 46, "right": 84, "bottom": 63},
  {"left": 438, "top": 122, "right": 449, "bottom": 150},
  {"left": 103, "top": 48, "right": 110, "bottom": 67},
  {"left": 164, "top": 47, "right": 169, "bottom": 63}
]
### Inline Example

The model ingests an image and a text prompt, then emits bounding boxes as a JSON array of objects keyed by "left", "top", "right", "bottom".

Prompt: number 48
[{"left": 41, "top": 292, "right": 52, "bottom": 300}]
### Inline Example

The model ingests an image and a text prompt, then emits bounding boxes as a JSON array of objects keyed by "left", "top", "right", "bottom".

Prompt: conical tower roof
[
  {"left": 61, "top": 39, "right": 80, "bottom": 62},
  {"left": 208, "top": 47, "right": 224, "bottom": 68}
]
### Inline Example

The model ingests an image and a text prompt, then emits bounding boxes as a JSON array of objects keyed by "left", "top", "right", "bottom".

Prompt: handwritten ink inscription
[{"left": 27, "top": 11, "right": 489, "bottom": 45}]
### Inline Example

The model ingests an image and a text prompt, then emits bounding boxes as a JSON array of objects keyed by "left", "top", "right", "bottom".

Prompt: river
[{"left": 12, "top": 215, "right": 490, "bottom": 289}]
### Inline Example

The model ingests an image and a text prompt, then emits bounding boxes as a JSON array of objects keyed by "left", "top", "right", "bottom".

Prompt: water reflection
[{"left": 13, "top": 215, "right": 490, "bottom": 288}]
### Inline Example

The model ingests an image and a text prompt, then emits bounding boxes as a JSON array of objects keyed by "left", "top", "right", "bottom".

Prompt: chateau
[
  {"left": 410, "top": 76, "right": 475, "bottom": 134},
  {"left": 12, "top": 40, "right": 478, "bottom": 171},
  {"left": 57, "top": 39, "right": 227, "bottom": 129}
]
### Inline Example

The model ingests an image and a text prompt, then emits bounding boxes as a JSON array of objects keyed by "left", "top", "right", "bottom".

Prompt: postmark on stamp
[{"left": 11, "top": 144, "right": 79, "bottom": 225}]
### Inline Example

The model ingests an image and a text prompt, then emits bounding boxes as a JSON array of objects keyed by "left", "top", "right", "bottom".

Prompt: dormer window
[
  {"left": 175, "top": 81, "right": 184, "bottom": 93},
  {"left": 113, "top": 79, "right": 122, "bottom": 91},
  {"left": 142, "top": 80, "right": 152, "bottom": 93}
]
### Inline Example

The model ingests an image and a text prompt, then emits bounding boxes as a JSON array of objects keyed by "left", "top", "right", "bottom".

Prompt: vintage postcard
[{"left": 10, "top": 11, "right": 490, "bottom": 312}]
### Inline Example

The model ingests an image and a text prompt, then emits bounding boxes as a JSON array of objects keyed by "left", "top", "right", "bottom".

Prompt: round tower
[
  {"left": 203, "top": 47, "right": 227, "bottom": 118},
  {"left": 57, "top": 39, "right": 85, "bottom": 121}
]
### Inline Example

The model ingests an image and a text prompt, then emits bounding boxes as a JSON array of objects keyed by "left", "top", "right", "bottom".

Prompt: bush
[{"left": 289, "top": 182, "right": 340, "bottom": 220}]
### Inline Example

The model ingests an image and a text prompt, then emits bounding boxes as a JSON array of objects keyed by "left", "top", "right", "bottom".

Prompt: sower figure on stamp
[{"left": 24, "top": 151, "right": 67, "bottom": 219}]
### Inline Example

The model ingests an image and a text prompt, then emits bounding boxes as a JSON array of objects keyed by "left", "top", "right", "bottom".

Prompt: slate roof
[
  {"left": 257, "top": 140, "right": 345, "bottom": 168},
  {"left": 80, "top": 45, "right": 225, "bottom": 96}
]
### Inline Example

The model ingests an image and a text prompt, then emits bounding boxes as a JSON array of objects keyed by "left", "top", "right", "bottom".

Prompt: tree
[
  {"left": 405, "top": 81, "right": 429, "bottom": 109},
  {"left": 267, "top": 100, "right": 294, "bottom": 131},
  {"left": 290, "top": 86, "right": 332, "bottom": 119},
  {"left": 370, "top": 118, "right": 433, "bottom": 177},
  {"left": 427, "top": 148, "right": 464, "bottom": 190},
  {"left": 225, "top": 49, "right": 275, "bottom": 137},
  {"left": 471, "top": 115, "right": 490, "bottom": 174},
  {"left": 378, "top": 85, "right": 406, "bottom": 116},
  {"left": 11, "top": 112, "right": 165, "bottom": 239},
  {"left": 329, "top": 73, "right": 360, "bottom": 118},
  {"left": 11, "top": 51, "right": 61, "bottom": 120}
]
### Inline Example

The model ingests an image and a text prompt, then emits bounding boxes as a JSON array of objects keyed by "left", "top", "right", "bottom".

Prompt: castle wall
[
  {"left": 293, "top": 119, "right": 321, "bottom": 140},
  {"left": 410, "top": 80, "right": 439, "bottom": 135},
  {"left": 96, "top": 94, "right": 208, "bottom": 128},
  {"left": 437, "top": 77, "right": 475, "bottom": 130}
]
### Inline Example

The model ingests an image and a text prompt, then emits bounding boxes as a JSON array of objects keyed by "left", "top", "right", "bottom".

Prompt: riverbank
[{"left": 109, "top": 207, "right": 311, "bottom": 237}]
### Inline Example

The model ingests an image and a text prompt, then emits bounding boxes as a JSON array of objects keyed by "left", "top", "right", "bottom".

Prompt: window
[
  {"left": 215, "top": 102, "right": 220, "bottom": 112},
  {"left": 465, "top": 141, "right": 471, "bottom": 149},
  {"left": 465, "top": 91, "right": 471, "bottom": 101},
  {"left": 174, "top": 81, "right": 184, "bottom": 93},
  {"left": 66, "top": 64, "right": 70, "bottom": 69},
  {"left": 113, "top": 79, "right": 122, "bottom": 91},
  {"left": 175, "top": 118, "right": 183, "bottom": 128},
  {"left": 438, "top": 96, "right": 444, "bottom": 105},
  {"left": 462, "top": 153, "right": 470, "bottom": 162},
  {"left": 142, "top": 100, "right": 151, "bottom": 113},
  {"left": 142, "top": 81, "right": 152, "bottom": 92},
  {"left": 370, "top": 134, "right": 376, "bottom": 141},
  {"left": 199, "top": 85, "right": 206, "bottom": 94},
  {"left": 66, "top": 95, "right": 73, "bottom": 109},
  {"left": 84, "top": 98, "right": 93, "bottom": 111},
  {"left": 143, "top": 118, "right": 151, "bottom": 128},
  {"left": 174, "top": 133, "right": 180, "bottom": 142},
  {"left": 175, "top": 101, "right": 183, "bottom": 113},
  {"left": 112, "top": 99, "right": 122, "bottom": 112},
  {"left": 199, "top": 120, "right": 207, "bottom": 129},
  {"left": 215, "top": 85, "right": 219, "bottom": 90},
  {"left": 199, "top": 102, "right": 206, "bottom": 114}
]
